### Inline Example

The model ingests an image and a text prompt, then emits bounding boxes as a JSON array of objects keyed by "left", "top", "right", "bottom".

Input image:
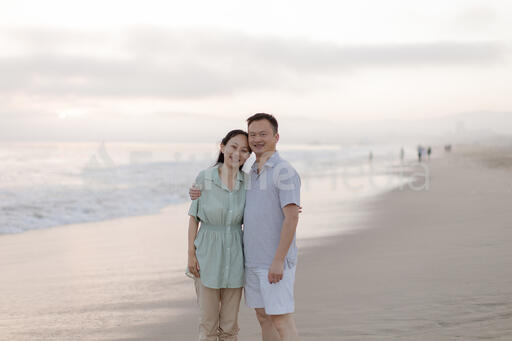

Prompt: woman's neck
[
  {"left": 219, "top": 163, "right": 238, "bottom": 190},
  {"left": 219, "top": 162, "right": 237, "bottom": 178}
]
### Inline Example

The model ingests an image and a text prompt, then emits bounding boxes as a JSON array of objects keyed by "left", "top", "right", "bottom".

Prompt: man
[{"left": 190, "top": 113, "right": 301, "bottom": 341}]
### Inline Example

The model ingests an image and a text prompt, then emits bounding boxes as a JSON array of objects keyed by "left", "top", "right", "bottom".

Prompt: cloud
[
  {"left": 456, "top": 6, "right": 498, "bottom": 31},
  {"left": 0, "top": 26, "right": 507, "bottom": 100}
]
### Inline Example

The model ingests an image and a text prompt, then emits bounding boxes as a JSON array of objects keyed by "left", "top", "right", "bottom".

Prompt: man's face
[{"left": 248, "top": 119, "right": 279, "bottom": 156}]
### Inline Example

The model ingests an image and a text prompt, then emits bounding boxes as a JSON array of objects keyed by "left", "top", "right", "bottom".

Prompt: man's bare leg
[
  {"left": 255, "top": 308, "right": 280, "bottom": 341},
  {"left": 270, "top": 313, "right": 298, "bottom": 341}
]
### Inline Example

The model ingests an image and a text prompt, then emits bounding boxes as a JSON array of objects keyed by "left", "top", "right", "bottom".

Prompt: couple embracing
[{"left": 186, "top": 113, "right": 301, "bottom": 340}]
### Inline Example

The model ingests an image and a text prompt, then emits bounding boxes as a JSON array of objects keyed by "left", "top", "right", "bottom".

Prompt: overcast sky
[{"left": 1, "top": 0, "right": 511, "bottom": 142}]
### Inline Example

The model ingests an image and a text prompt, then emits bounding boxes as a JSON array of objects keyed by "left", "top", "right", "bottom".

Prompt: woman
[{"left": 186, "top": 129, "right": 251, "bottom": 341}]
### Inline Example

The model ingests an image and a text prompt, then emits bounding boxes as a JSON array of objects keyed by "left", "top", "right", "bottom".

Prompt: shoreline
[
  {"left": 3, "top": 144, "right": 511, "bottom": 340},
  {"left": 0, "top": 154, "right": 410, "bottom": 341}
]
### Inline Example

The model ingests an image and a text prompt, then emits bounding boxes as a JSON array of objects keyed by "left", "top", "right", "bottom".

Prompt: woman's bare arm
[{"left": 187, "top": 216, "right": 200, "bottom": 277}]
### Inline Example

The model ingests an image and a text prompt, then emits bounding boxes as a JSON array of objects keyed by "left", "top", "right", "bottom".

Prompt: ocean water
[{"left": 0, "top": 141, "right": 413, "bottom": 235}]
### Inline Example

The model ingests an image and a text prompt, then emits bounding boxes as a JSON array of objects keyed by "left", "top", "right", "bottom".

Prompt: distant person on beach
[
  {"left": 190, "top": 113, "right": 302, "bottom": 341},
  {"left": 417, "top": 145, "right": 423, "bottom": 162},
  {"left": 186, "top": 129, "right": 251, "bottom": 340},
  {"left": 427, "top": 146, "right": 432, "bottom": 160}
]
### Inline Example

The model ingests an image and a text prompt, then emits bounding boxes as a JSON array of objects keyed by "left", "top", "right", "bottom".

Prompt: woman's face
[{"left": 221, "top": 134, "right": 251, "bottom": 169}]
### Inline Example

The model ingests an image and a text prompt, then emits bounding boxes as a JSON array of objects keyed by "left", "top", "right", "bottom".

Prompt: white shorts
[{"left": 244, "top": 264, "right": 296, "bottom": 315}]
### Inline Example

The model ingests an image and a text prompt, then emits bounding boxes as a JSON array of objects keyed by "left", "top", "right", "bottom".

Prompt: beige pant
[{"left": 194, "top": 278, "right": 242, "bottom": 341}]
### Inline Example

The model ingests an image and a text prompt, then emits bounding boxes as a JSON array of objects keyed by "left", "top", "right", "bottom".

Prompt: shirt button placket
[{"left": 224, "top": 191, "right": 233, "bottom": 286}]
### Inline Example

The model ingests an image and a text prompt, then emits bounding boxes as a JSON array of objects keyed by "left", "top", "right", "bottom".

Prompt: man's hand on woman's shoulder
[{"left": 189, "top": 184, "right": 202, "bottom": 200}]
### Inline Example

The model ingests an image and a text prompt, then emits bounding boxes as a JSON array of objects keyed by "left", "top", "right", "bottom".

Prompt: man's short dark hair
[{"left": 246, "top": 113, "right": 278, "bottom": 134}]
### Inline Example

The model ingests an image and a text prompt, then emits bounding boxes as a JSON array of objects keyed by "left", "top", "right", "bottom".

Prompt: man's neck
[
  {"left": 255, "top": 150, "right": 276, "bottom": 172},
  {"left": 219, "top": 163, "right": 238, "bottom": 190}
]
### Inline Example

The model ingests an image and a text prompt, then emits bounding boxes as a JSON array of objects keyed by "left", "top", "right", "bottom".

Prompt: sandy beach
[{"left": 2, "top": 144, "right": 512, "bottom": 340}]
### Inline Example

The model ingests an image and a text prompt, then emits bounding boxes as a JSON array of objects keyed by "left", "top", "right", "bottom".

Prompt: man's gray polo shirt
[{"left": 243, "top": 151, "right": 301, "bottom": 269}]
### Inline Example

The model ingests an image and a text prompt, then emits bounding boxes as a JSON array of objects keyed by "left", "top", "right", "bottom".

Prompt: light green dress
[{"left": 187, "top": 164, "right": 247, "bottom": 289}]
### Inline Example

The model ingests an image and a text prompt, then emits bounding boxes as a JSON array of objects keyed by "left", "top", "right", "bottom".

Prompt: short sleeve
[
  {"left": 275, "top": 163, "right": 301, "bottom": 209},
  {"left": 188, "top": 199, "right": 200, "bottom": 222},
  {"left": 188, "top": 170, "right": 205, "bottom": 222}
]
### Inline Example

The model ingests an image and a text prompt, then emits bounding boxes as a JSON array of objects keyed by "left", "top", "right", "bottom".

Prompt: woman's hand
[{"left": 188, "top": 251, "right": 200, "bottom": 278}]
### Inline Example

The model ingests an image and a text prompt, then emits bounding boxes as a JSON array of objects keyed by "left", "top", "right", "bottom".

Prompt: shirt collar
[
  {"left": 206, "top": 164, "right": 244, "bottom": 190},
  {"left": 251, "top": 151, "right": 280, "bottom": 172}
]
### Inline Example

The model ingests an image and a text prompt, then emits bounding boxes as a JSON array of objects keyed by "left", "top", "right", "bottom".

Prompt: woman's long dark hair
[{"left": 215, "top": 129, "right": 251, "bottom": 170}]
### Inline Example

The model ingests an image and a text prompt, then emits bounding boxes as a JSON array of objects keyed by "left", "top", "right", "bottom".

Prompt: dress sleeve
[{"left": 188, "top": 170, "right": 205, "bottom": 222}]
